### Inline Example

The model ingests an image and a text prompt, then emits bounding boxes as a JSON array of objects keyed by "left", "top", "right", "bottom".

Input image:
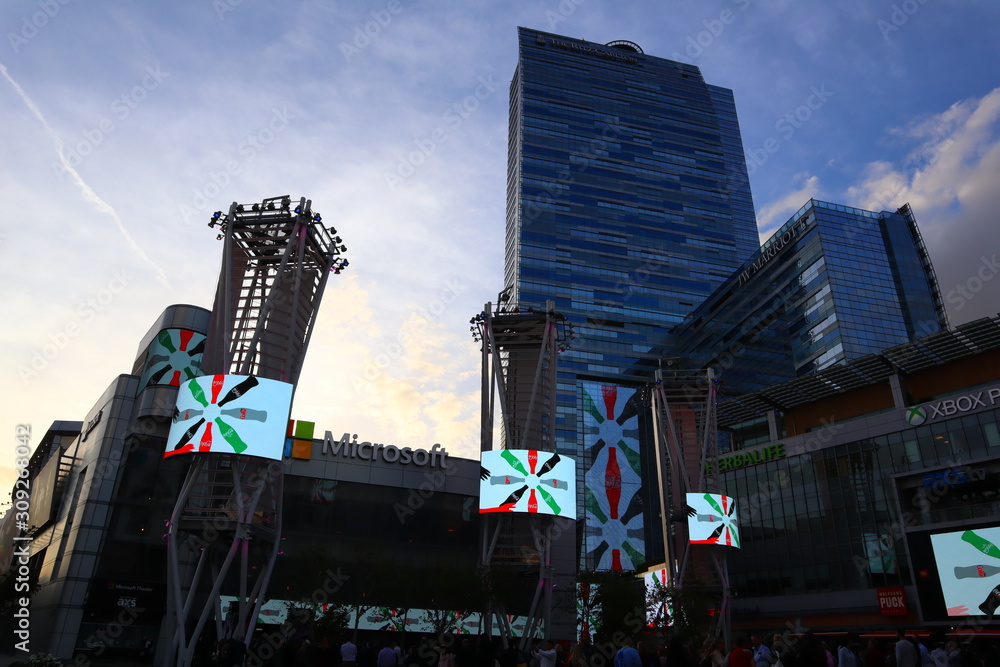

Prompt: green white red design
[{"left": 166, "top": 374, "right": 292, "bottom": 461}]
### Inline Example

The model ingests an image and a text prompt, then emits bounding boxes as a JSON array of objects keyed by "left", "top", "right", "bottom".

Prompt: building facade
[
  {"left": 713, "top": 316, "right": 1000, "bottom": 630},
  {"left": 3, "top": 306, "right": 482, "bottom": 663},
  {"left": 675, "top": 199, "right": 949, "bottom": 401},
  {"left": 503, "top": 27, "right": 759, "bottom": 573}
]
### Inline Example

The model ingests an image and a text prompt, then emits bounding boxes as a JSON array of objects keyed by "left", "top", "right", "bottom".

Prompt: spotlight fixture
[{"left": 252, "top": 203, "right": 260, "bottom": 212}]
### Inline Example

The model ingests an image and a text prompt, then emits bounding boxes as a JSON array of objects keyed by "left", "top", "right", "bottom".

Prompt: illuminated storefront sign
[
  {"left": 905, "top": 386, "right": 1000, "bottom": 426},
  {"left": 321, "top": 432, "right": 451, "bottom": 469},
  {"left": 706, "top": 443, "right": 786, "bottom": 473}
]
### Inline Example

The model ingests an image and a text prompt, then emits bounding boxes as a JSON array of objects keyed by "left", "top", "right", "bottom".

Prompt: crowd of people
[{"left": 216, "top": 628, "right": 1000, "bottom": 667}]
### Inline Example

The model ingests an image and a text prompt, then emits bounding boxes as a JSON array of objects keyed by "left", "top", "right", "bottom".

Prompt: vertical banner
[{"left": 582, "top": 382, "right": 644, "bottom": 571}]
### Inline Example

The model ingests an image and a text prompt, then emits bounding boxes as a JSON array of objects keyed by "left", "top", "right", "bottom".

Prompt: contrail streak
[{"left": 0, "top": 62, "right": 171, "bottom": 287}]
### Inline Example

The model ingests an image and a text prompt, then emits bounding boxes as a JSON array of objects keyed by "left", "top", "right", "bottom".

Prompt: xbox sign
[{"left": 904, "top": 386, "right": 1000, "bottom": 427}]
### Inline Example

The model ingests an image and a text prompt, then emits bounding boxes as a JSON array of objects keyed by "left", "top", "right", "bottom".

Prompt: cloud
[
  {"left": 293, "top": 274, "right": 482, "bottom": 461},
  {"left": 0, "top": 62, "right": 171, "bottom": 287},
  {"left": 846, "top": 88, "right": 1000, "bottom": 325},
  {"left": 755, "top": 173, "right": 821, "bottom": 240}
]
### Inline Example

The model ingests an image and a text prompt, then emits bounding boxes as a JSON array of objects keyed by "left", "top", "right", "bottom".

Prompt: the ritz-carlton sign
[{"left": 322, "top": 432, "right": 450, "bottom": 469}]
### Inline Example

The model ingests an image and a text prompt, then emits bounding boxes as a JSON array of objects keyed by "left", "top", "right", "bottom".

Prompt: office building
[
  {"left": 503, "top": 27, "right": 759, "bottom": 572},
  {"left": 675, "top": 199, "right": 949, "bottom": 404}
]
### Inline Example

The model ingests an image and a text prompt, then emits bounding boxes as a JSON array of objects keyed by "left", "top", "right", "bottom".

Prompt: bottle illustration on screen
[
  {"left": 955, "top": 565, "right": 1000, "bottom": 579},
  {"left": 217, "top": 376, "right": 260, "bottom": 407},
  {"left": 962, "top": 531, "right": 1000, "bottom": 560},
  {"left": 166, "top": 374, "right": 285, "bottom": 458},
  {"left": 979, "top": 585, "right": 1000, "bottom": 618}
]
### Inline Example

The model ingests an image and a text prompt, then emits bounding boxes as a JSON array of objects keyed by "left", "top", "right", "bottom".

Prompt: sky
[{"left": 2, "top": 0, "right": 1000, "bottom": 496}]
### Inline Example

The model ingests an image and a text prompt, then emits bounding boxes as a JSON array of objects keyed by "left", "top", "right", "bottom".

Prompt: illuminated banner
[
  {"left": 931, "top": 526, "right": 1000, "bottom": 617},
  {"left": 165, "top": 374, "right": 292, "bottom": 460},
  {"left": 479, "top": 450, "right": 576, "bottom": 520},
  {"left": 582, "top": 382, "right": 644, "bottom": 572},
  {"left": 686, "top": 493, "right": 740, "bottom": 548}
]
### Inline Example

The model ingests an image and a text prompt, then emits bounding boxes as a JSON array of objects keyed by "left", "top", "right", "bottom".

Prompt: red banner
[{"left": 877, "top": 587, "right": 909, "bottom": 616}]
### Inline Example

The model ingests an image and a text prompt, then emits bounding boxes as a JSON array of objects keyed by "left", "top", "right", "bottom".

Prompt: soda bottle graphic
[
  {"left": 218, "top": 376, "right": 260, "bottom": 407},
  {"left": 962, "top": 531, "right": 1000, "bottom": 560},
  {"left": 173, "top": 418, "right": 205, "bottom": 450},
  {"left": 220, "top": 408, "right": 268, "bottom": 422},
  {"left": 490, "top": 475, "right": 526, "bottom": 485},
  {"left": 500, "top": 450, "right": 529, "bottom": 476},
  {"left": 536, "top": 485, "right": 561, "bottom": 515},
  {"left": 955, "top": 565, "right": 1000, "bottom": 579},
  {"left": 214, "top": 418, "right": 249, "bottom": 454},
  {"left": 188, "top": 380, "right": 210, "bottom": 408},
  {"left": 979, "top": 585, "right": 1000, "bottom": 618},
  {"left": 537, "top": 453, "right": 561, "bottom": 477},
  {"left": 605, "top": 448, "right": 622, "bottom": 520}
]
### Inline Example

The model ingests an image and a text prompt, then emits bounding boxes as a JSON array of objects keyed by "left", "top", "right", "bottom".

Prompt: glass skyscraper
[
  {"left": 504, "top": 28, "right": 759, "bottom": 571},
  {"left": 506, "top": 29, "right": 759, "bottom": 363},
  {"left": 675, "top": 199, "right": 949, "bottom": 401}
]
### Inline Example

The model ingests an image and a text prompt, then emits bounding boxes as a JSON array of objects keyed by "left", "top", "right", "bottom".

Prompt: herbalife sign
[{"left": 904, "top": 386, "right": 1000, "bottom": 426}]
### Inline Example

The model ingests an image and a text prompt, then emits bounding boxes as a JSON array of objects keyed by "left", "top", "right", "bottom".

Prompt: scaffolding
[{"left": 167, "top": 196, "right": 346, "bottom": 667}]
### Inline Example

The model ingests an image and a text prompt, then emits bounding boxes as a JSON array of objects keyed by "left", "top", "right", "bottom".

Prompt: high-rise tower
[{"left": 503, "top": 28, "right": 759, "bottom": 572}]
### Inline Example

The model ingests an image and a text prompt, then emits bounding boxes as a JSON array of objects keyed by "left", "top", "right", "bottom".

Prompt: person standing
[
  {"left": 343, "top": 638, "right": 359, "bottom": 667},
  {"left": 896, "top": 631, "right": 918, "bottom": 667},
  {"left": 838, "top": 640, "right": 856, "bottom": 667},
  {"left": 535, "top": 640, "right": 559, "bottom": 667},
  {"left": 615, "top": 639, "right": 642, "bottom": 667},
  {"left": 380, "top": 642, "right": 401, "bottom": 667},
  {"left": 729, "top": 639, "right": 753, "bottom": 667},
  {"left": 752, "top": 635, "right": 772, "bottom": 667}
]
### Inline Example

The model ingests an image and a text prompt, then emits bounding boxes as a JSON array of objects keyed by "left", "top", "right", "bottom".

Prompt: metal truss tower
[
  {"left": 167, "top": 196, "right": 347, "bottom": 667},
  {"left": 650, "top": 366, "right": 731, "bottom": 645},
  {"left": 471, "top": 297, "right": 574, "bottom": 649}
]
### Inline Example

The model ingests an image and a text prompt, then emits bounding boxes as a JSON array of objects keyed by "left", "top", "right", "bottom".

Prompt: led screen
[
  {"left": 686, "top": 493, "right": 740, "bottom": 548},
  {"left": 644, "top": 567, "right": 672, "bottom": 626},
  {"left": 139, "top": 328, "right": 206, "bottom": 388},
  {"left": 930, "top": 526, "right": 1000, "bottom": 617},
  {"left": 165, "top": 374, "right": 292, "bottom": 460},
  {"left": 479, "top": 450, "right": 576, "bottom": 520},
  {"left": 581, "top": 382, "right": 644, "bottom": 572}
]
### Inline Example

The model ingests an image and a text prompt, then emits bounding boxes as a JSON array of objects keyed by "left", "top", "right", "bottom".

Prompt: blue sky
[{"left": 2, "top": 0, "right": 999, "bottom": 492}]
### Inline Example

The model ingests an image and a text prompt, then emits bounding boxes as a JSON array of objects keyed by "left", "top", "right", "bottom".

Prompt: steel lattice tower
[
  {"left": 650, "top": 366, "right": 730, "bottom": 645},
  {"left": 472, "top": 298, "right": 575, "bottom": 648},
  {"left": 167, "top": 196, "right": 347, "bottom": 667}
]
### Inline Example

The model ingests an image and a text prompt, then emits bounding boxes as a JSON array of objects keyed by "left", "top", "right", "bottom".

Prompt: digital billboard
[
  {"left": 686, "top": 493, "right": 740, "bottom": 548},
  {"left": 930, "top": 526, "right": 1000, "bottom": 617},
  {"left": 139, "top": 328, "right": 206, "bottom": 388},
  {"left": 165, "top": 374, "right": 293, "bottom": 460},
  {"left": 581, "top": 382, "right": 644, "bottom": 572},
  {"left": 479, "top": 450, "right": 576, "bottom": 520}
]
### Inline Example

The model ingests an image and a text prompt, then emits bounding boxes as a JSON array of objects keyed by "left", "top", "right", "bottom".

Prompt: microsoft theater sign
[{"left": 322, "top": 431, "right": 450, "bottom": 469}]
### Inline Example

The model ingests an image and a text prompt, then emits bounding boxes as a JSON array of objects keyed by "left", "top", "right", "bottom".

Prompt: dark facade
[
  {"left": 2, "top": 307, "right": 482, "bottom": 662},
  {"left": 713, "top": 316, "right": 1000, "bottom": 630}
]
